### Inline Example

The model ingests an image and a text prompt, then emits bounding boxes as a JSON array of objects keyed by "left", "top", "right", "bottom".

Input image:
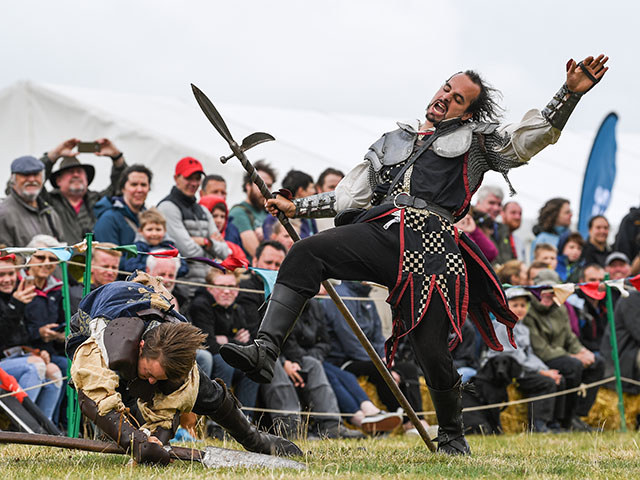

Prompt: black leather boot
[
  {"left": 428, "top": 378, "right": 471, "bottom": 455},
  {"left": 220, "top": 284, "right": 307, "bottom": 383},
  {"left": 78, "top": 391, "right": 171, "bottom": 465},
  {"left": 210, "top": 379, "right": 302, "bottom": 456}
]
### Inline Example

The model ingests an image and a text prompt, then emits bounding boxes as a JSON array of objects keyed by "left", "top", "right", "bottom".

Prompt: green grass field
[{"left": 1, "top": 432, "right": 639, "bottom": 479}]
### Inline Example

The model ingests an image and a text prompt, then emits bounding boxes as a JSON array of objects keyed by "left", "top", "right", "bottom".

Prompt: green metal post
[
  {"left": 82, "top": 233, "right": 94, "bottom": 296},
  {"left": 61, "top": 262, "right": 80, "bottom": 438},
  {"left": 604, "top": 273, "right": 626, "bottom": 432}
]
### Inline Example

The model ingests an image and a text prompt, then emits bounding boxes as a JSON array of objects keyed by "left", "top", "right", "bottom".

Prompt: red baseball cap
[{"left": 175, "top": 157, "right": 204, "bottom": 178}]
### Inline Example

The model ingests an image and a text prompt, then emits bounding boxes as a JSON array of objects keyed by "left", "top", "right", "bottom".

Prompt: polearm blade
[
  {"left": 191, "top": 84, "right": 235, "bottom": 145},
  {"left": 191, "top": 85, "right": 436, "bottom": 452}
]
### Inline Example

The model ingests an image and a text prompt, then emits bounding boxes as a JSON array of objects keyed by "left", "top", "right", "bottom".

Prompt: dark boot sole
[{"left": 220, "top": 344, "right": 274, "bottom": 384}]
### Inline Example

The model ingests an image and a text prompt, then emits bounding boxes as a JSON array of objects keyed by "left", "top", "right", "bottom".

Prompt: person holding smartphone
[
  {"left": 40, "top": 137, "right": 128, "bottom": 245},
  {"left": 0, "top": 250, "right": 63, "bottom": 421}
]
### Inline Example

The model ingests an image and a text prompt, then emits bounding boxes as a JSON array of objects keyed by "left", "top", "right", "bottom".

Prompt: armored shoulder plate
[
  {"left": 431, "top": 122, "right": 500, "bottom": 158},
  {"left": 364, "top": 125, "right": 417, "bottom": 172},
  {"left": 293, "top": 191, "right": 337, "bottom": 218},
  {"left": 542, "top": 83, "right": 583, "bottom": 130}
]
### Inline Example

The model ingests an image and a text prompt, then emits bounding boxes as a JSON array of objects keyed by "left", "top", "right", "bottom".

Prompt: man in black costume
[{"left": 221, "top": 55, "right": 609, "bottom": 454}]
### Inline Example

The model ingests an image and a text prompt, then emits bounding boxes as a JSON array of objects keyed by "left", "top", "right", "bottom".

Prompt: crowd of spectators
[{"left": 1, "top": 137, "right": 640, "bottom": 438}]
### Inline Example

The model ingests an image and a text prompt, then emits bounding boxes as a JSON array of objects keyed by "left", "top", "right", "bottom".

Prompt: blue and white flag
[{"left": 578, "top": 112, "right": 618, "bottom": 238}]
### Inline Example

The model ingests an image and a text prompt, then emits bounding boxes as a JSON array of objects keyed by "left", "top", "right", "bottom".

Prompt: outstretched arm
[
  {"left": 542, "top": 54, "right": 609, "bottom": 130},
  {"left": 485, "top": 53, "right": 610, "bottom": 174}
]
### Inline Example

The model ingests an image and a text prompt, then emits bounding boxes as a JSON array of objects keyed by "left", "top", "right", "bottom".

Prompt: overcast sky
[{"left": 1, "top": 0, "right": 636, "bottom": 134}]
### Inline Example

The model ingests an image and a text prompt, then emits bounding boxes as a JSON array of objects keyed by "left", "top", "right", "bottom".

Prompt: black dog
[{"left": 462, "top": 355, "right": 522, "bottom": 434}]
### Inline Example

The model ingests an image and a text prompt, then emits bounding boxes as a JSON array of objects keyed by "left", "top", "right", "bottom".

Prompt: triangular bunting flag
[
  {"left": 606, "top": 278, "right": 630, "bottom": 298},
  {"left": 147, "top": 247, "right": 179, "bottom": 257},
  {"left": 111, "top": 244, "right": 139, "bottom": 258},
  {"left": 249, "top": 267, "right": 279, "bottom": 299},
  {"left": 578, "top": 281, "right": 606, "bottom": 300},
  {"left": 553, "top": 283, "right": 575, "bottom": 305}
]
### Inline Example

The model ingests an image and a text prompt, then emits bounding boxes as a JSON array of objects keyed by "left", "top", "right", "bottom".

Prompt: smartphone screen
[{"left": 77, "top": 142, "right": 100, "bottom": 153}]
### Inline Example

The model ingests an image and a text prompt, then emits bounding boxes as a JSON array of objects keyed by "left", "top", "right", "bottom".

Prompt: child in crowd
[
  {"left": 122, "top": 208, "right": 188, "bottom": 277},
  {"left": 556, "top": 232, "right": 585, "bottom": 283},
  {"left": 527, "top": 261, "right": 550, "bottom": 285},
  {"left": 484, "top": 287, "right": 564, "bottom": 433},
  {"left": 496, "top": 259, "right": 527, "bottom": 286},
  {"left": 199, "top": 195, "right": 248, "bottom": 268},
  {"left": 533, "top": 243, "right": 558, "bottom": 270}
]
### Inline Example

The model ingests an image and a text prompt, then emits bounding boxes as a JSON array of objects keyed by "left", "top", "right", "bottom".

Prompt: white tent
[{"left": 0, "top": 81, "right": 637, "bottom": 239}]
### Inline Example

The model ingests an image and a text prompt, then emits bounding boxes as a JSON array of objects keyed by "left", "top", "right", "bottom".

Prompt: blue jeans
[
  {"left": 198, "top": 350, "right": 259, "bottom": 412},
  {"left": 0, "top": 355, "right": 62, "bottom": 421},
  {"left": 323, "top": 361, "right": 369, "bottom": 415}
]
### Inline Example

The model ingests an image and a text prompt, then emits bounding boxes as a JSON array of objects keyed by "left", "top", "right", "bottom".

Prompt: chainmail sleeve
[{"left": 467, "top": 109, "right": 562, "bottom": 195}]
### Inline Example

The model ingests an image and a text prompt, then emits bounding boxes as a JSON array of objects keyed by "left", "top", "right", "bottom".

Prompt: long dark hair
[
  {"left": 534, "top": 198, "right": 569, "bottom": 234},
  {"left": 461, "top": 70, "right": 503, "bottom": 123}
]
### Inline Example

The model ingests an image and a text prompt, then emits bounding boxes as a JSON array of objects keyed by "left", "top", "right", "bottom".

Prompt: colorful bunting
[
  {"left": 110, "top": 244, "right": 138, "bottom": 259},
  {"left": 578, "top": 281, "right": 606, "bottom": 300},
  {"left": 629, "top": 274, "right": 640, "bottom": 292},
  {"left": 607, "top": 279, "right": 630, "bottom": 298},
  {"left": 552, "top": 283, "right": 575, "bottom": 306},
  {"left": 250, "top": 267, "right": 279, "bottom": 299}
]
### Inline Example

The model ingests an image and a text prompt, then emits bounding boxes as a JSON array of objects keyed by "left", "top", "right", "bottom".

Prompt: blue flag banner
[
  {"left": 578, "top": 112, "right": 618, "bottom": 238},
  {"left": 249, "top": 267, "right": 279, "bottom": 299}
]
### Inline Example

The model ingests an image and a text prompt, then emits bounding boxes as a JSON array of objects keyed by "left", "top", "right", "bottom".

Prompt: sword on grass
[
  {"left": 0, "top": 431, "right": 304, "bottom": 470},
  {"left": 191, "top": 84, "right": 436, "bottom": 452}
]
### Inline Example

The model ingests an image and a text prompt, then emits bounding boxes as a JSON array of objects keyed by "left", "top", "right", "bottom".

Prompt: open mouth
[{"left": 432, "top": 100, "right": 447, "bottom": 115}]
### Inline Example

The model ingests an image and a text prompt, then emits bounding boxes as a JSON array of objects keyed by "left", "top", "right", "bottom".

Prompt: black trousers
[
  {"left": 546, "top": 355, "right": 605, "bottom": 420},
  {"left": 279, "top": 219, "right": 458, "bottom": 391},
  {"left": 517, "top": 373, "right": 564, "bottom": 425}
]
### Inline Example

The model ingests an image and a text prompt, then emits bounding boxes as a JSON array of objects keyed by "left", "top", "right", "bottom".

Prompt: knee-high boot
[
  {"left": 210, "top": 379, "right": 302, "bottom": 456},
  {"left": 220, "top": 284, "right": 307, "bottom": 383},
  {"left": 428, "top": 378, "right": 471, "bottom": 455}
]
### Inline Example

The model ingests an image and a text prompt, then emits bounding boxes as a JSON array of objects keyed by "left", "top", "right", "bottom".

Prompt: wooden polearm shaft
[{"left": 234, "top": 146, "right": 436, "bottom": 452}]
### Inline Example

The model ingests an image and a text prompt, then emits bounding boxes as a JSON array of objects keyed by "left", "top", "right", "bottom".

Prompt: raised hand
[
  {"left": 48, "top": 138, "right": 80, "bottom": 162},
  {"left": 566, "top": 54, "right": 609, "bottom": 93},
  {"left": 95, "top": 138, "right": 122, "bottom": 158}
]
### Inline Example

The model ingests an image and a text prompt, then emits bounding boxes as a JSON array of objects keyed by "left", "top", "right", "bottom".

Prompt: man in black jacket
[{"left": 189, "top": 269, "right": 259, "bottom": 409}]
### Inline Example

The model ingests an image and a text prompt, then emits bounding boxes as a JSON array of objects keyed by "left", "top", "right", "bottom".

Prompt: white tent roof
[{"left": 0, "top": 81, "right": 638, "bottom": 237}]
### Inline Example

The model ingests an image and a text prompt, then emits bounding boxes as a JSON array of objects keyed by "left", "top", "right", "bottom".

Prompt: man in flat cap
[{"left": 0, "top": 156, "right": 63, "bottom": 247}]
